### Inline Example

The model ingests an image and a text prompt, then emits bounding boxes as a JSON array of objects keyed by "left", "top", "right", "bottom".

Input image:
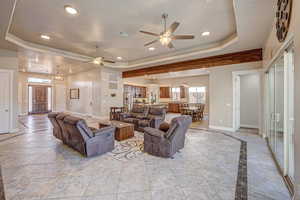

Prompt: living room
[{"left": 0, "top": 0, "right": 300, "bottom": 200}]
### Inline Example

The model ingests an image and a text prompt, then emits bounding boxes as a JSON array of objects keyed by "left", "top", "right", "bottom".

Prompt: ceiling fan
[
  {"left": 85, "top": 46, "right": 115, "bottom": 66},
  {"left": 140, "top": 13, "right": 195, "bottom": 49}
]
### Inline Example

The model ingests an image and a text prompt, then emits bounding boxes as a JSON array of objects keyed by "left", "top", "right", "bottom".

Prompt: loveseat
[{"left": 48, "top": 113, "right": 115, "bottom": 157}]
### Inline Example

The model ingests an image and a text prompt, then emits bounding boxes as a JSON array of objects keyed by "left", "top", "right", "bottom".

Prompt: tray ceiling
[{"left": 10, "top": 0, "right": 236, "bottom": 62}]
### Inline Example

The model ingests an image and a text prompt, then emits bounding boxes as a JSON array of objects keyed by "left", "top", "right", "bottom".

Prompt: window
[
  {"left": 28, "top": 86, "right": 33, "bottom": 112},
  {"left": 47, "top": 87, "right": 52, "bottom": 111},
  {"left": 171, "top": 87, "right": 180, "bottom": 101},
  {"left": 28, "top": 77, "right": 51, "bottom": 84},
  {"left": 189, "top": 87, "right": 206, "bottom": 103}
]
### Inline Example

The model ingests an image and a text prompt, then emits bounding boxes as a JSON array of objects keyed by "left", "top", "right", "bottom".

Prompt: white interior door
[{"left": 0, "top": 71, "right": 10, "bottom": 133}]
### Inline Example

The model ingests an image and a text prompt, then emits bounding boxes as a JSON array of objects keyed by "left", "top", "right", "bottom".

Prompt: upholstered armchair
[
  {"left": 56, "top": 113, "right": 69, "bottom": 144},
  {"left": 63, "top": 116, "right": 115, "bottom": 157},
  {"left": 143, "top": 115, "right": 192, "bottom": 158},
  {"left": 48, "top": 112, "right": 63, "bottom": 141},
  {"left": 138, "top": 107, "right": 166, "bottom": 130},
  {"left": 120, "top": 106, "right": 149, "bottom": 124}
]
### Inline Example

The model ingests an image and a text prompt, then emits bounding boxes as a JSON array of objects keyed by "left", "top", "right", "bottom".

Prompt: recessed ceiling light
[
  {"left": 148, "top": 47, "right": 155, "bottom": 51},
  {"left": 64, "top": 5, "right": 78, "bottom": 15},
  {"left": 41, "top": 34, "right": 50, "bottom": 40},
  {"left": 202, "top": 31, "right": 210, "bottom": 36},
  {"left": 117, "top": 56, "right": 123, "bottom": 60}
]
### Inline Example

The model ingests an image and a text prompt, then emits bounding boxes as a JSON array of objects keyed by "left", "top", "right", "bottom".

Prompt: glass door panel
[
  {"left": 275, "top": 56, "right": 285, "bottom": 169},
  {"left": 266, "top": 44, "right": 295, "bottom": 180},
  {"left": 285, "top": 47, "right": 295, "bottom": 179},
  {"left": 268, "top": 65, "right": 276, "bottom": 151}
]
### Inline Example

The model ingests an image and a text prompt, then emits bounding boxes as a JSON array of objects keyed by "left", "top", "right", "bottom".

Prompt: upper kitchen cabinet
[
  {"left": 160, "top": 87, "right": 170, "bottom": 98},
  {"left": 180, "top": 86, "right": 186, "bottom": 98}
]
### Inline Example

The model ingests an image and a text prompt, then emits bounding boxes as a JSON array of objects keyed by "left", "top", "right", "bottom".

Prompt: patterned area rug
[{"left": 108, "top": 132, "right": 144, "bottom": 161}]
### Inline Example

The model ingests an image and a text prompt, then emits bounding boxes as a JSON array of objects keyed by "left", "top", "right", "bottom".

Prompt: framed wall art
[{"left": 70, "top": 88, "right": 80, "bottom": 99}]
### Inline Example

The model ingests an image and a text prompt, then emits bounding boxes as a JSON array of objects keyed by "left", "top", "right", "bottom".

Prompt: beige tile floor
[{"left": 0, "top": 114, "right": 290, "bottom": 200}]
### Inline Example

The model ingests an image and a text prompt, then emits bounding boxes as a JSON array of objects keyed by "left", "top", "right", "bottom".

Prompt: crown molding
[
  {"left": 5, "top": 32, "right": 239, "bottom": 69},
  {"left": 124, "top": 33, "right": 239, "bottom": 69},
  {"left": 5, "top": 33, "right": 93, "bottom": 61}
]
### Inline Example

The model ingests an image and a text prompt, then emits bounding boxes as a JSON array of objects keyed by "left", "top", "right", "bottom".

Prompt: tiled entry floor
[{"left": 0, "top": 115, "right": 290, "bottom": 200}]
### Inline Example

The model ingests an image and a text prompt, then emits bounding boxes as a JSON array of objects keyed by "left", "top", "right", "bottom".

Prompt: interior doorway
[
  {"left": 28, "top": 85, "right": 52, "bottom": 114},
  {"left": 233, "top": 70, "right": 262, "bottom": 132}
]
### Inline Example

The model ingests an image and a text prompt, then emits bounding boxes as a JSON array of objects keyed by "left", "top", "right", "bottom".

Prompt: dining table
[{"left": 181, "top": 106, "right": 201, "bottom": 121}]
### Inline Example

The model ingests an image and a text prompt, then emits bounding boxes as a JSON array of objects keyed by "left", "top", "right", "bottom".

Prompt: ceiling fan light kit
[
  {"left": 140, "top": 13, "right": 195, "bottom": 49},
  {"left": 93, "top": 59, "right": 101, "bottom": 65},
  {"left": 64, "top": 5, "right": 78, "bottom": 15},
  {"left": 160, "top": 34, "right": 172, "bottom": 46},
  {"left": 85, "top": 46, "right": 116, "bottom": 66}
]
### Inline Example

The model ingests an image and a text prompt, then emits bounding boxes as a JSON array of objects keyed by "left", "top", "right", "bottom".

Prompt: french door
[
  {"left": 266, "top": 45, "right": 294, "bottom": 182},
  {"left": 285, "top": 47, "right": 295, "bottom": 180},
  {"left": 28, "top": 85, "right": 52, "bottom": 114}
]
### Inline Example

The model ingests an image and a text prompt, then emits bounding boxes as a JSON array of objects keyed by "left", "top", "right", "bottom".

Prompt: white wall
[
  {"left": 66, "top": 67, "right": 123, "bottom": 118},
  {"left": 66, "top": 69, "right": 100, "bottom": 116},
  {"left": 240, "top": 74, "right": 260, "bottom": 128},
  {"left": 100, "top": 67, "right": 123, "bottom": 117},
  {"left": 0, "top": 49, "right": 18, "bottom": 131},
  {"left": 209, "top": 61, "right": 262, "bottom": 130}
]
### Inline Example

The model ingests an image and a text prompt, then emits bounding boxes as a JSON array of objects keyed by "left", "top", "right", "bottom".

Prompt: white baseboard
[
  {"left": 208, "top": 125, "right": 235, "bottom": 132},
  {"left": 10, "top": 128, "right": 19, "bottom": 133},
  {"left": 240, "top": 124, "right": 259, "bottom": 129}
]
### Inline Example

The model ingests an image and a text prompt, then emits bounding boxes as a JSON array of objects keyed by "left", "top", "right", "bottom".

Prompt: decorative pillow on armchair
[{"left": 159, "top": 122, "right": 170, "bottom": 132}]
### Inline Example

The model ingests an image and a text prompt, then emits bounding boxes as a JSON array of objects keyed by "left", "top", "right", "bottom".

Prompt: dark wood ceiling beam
[{"left": 122, "top": 48, "right": 262, "bottom": 78}]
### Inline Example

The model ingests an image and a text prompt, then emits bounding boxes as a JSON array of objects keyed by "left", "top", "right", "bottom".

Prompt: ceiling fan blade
[
  {"left": 140, "top": 30, "right": 160, "bottom": 37},
  {"left": 103, "top": 59, "right": 115, "bottom": 63},
  {"left": 144, "top": 39, "right": 159, "bottom": 46},
  {"left": 83, "top": 61, "right": 92, "bottom": 63},
  {"left": 87, "top": 59, "right": 101, "bottom": 65},
  {"left": 167, "top": 22, "right": 180, "bottom": 33},
  {"left": 173, "top": 35, "right": 195, "bottom": 40},
  {"left": 168, "top": 42, "right": 174, "bottom": 49}
]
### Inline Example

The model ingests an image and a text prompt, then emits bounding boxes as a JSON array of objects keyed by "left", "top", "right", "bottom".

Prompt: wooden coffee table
[{"left": 99, "top": 120, "right": 134, "bottom": 141}]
